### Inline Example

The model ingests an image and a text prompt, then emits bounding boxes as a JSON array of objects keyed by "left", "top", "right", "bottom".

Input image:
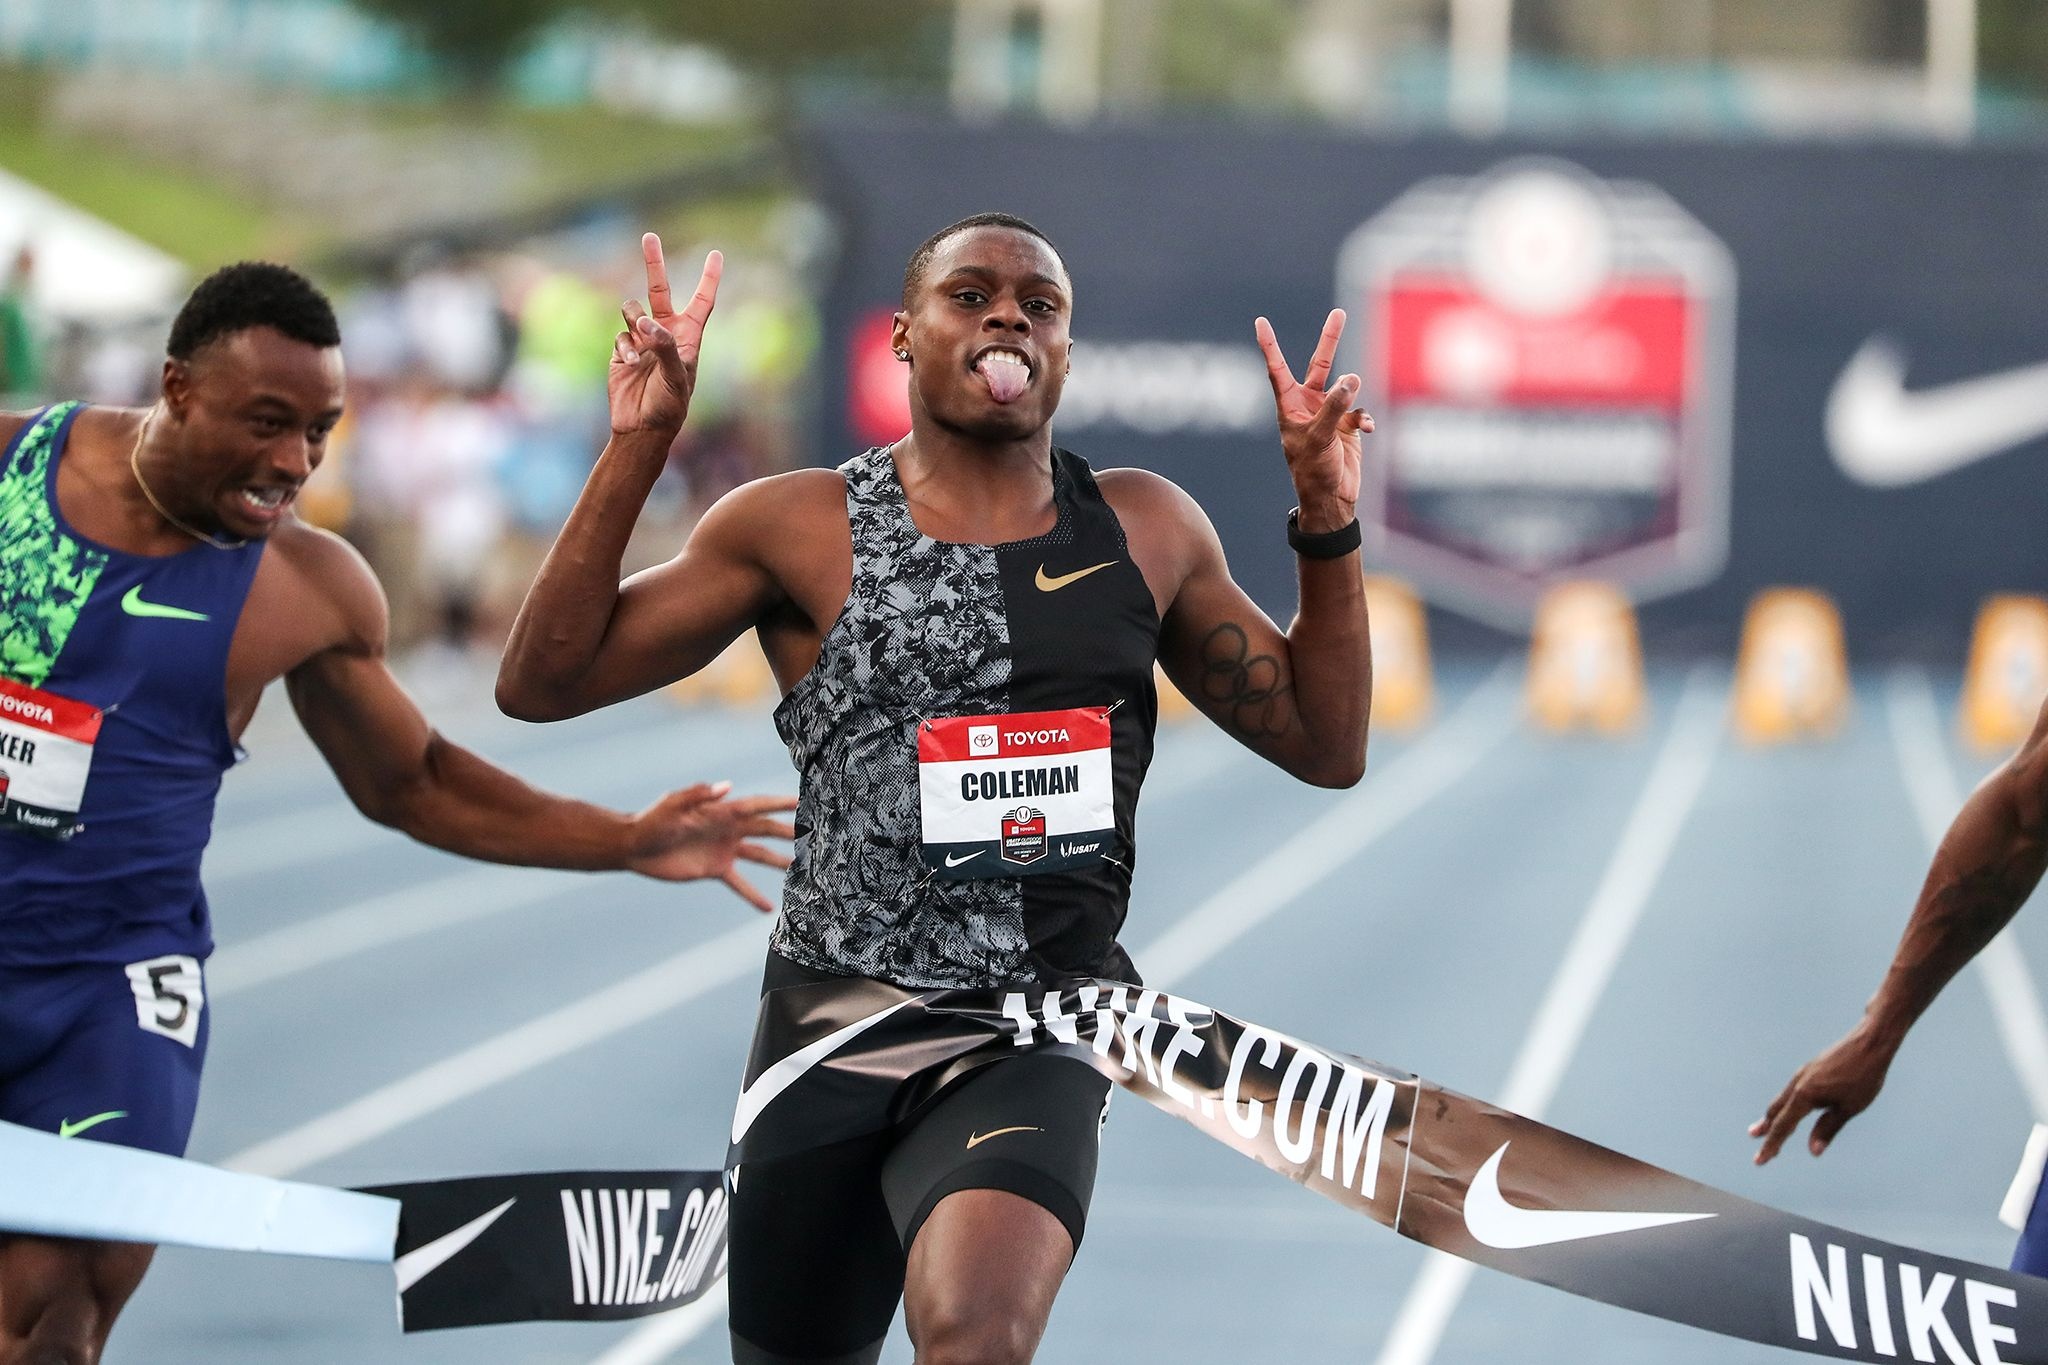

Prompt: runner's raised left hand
[{"left": 1255, "top": 310, "right": 1374, "bottom": 530}]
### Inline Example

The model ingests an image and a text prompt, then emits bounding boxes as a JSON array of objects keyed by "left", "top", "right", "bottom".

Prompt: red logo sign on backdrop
[
  {"left": 1341, "top": 159, "right": 1736, "bottom": 631},
  {"left": 849, "top": 307, "right": 910, "bottom": 446}
]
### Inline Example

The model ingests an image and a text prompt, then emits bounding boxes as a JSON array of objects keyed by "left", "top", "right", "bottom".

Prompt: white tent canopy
[{"left": 0, "top": 167, "right": 187, "bottom": 320}]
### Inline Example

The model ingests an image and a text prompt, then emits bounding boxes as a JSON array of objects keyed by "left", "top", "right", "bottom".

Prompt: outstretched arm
[
  {"left": 1151, "top": 311, "right": 1374, "bottom": 788},
  {"left": 289, "top": 532, "right": 793, "bottom": 911},
  {"left": 497, "top": 234, "right": 776, "bottom": 721},
  {"left": 1751, "top": 699, "right": 2048, "bottom": 1162}
]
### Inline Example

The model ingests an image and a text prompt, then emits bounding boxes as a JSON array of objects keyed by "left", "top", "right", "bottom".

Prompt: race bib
[
  {"left": 918, "top": 707, "right": 1116, "bottom": 880},
  {"left": 0, "top": 677, "right": 102, "bottom": 840}
]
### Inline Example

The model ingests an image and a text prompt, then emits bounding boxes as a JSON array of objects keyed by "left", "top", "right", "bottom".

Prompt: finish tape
[
  {"left": 0, "top": 1120, "right": 396, "bottom": 1261},
  {"left": 4, "top": 981, "right": 2041, "bottom": 1360}
]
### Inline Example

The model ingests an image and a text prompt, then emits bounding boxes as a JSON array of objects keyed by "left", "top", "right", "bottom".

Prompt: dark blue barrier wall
[{"left": 803, "top": 115, "right": 2048, "bottom": 658}]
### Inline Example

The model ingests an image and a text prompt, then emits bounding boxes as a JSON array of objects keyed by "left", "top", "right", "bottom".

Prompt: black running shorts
[{"left": 726, "top": 955, "right": 1112, "bottom": 1365}]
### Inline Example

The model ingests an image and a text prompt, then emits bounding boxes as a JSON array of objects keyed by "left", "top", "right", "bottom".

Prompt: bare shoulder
[
  {"left": 1092, "top": 467, "right": 1224, "bottom": 613},
  {"left": 1094, "top": 465, "right": 1222, "bottom": 566},
  {"left": 264, "top": 518, "right": 386, "bottom": 644},
  {"left": 702, "top": 467, "right": 848, "bottom": 532},
  {"left": 689, "top": 466, "right": 850, "bottom": 565},
  {"left": 1094, "top": 466, "right": 1211, "bottom": 532}
]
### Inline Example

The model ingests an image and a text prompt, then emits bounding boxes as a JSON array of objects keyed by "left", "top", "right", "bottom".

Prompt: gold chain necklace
[{"left": 127, "top": 412, "right": 248, "bottom": 551}]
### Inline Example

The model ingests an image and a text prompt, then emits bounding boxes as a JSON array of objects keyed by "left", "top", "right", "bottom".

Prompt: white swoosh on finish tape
[
  {"left": 1827, "top": 339, "right": 2048, "bottom": 487},
  {"left": 394, "top": 1197, "right": 515, "bottom": 1293},
  {"left": 1461, "top": 1143, "right": 1713, "bottom": 1250},
  {"left": 729, "top": 1000, "right": 916, "bottom": 1145}
]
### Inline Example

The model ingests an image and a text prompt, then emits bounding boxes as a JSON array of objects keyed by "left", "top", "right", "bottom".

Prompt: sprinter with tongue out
[{"left": 499, "top": 212, "right": 1376, "bottom": 1364}]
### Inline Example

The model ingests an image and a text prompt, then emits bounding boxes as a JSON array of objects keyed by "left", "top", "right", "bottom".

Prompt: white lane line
[
  {"left": 587, "top": 1283, "right": 730, "bottom": 1365},
  {"left": 209, "top": 867, "right": 580, "bottom": 997},
  {"left": 205, "top": 720, "right": 770, "bottom": 882},
  {"left": 1146, "top": 728, "right": 1255, "bottom": 796},
  {"left": 209, "top": 754, "right": 791, "bottom": 997},
  {"left": 1373, "top": 667, "right": 1724, "bottom": 1365},
  {"left": 1136, "top": 659, "right": 1520, "bottom": 987},
  {"left": 1886, "top": 666, "right": 2048, "bottom": 1120},
  {"left": 222, "top": 919, "right": 770, "bottom": 1179}
]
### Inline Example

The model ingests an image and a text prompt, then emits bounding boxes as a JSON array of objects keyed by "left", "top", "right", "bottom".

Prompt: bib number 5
[{"left": 125, "top": 954, "right": 205, "bottom": 1048}]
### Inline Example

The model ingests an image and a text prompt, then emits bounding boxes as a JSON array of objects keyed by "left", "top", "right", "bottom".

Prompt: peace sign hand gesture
[
  {"left": 610, "top": 232, "right": 722, "bottom": 437},
  {"left": 1255, "top": 310, "right": 1374, "bottom": 529}
]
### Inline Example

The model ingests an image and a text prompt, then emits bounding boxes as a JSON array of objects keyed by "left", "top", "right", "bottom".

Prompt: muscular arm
[
  {"left": 287, "top": 532, "right": 637, "bottom": 864},
  {"left": 1866, "top": 715, "right": 2048, "bottom": 1041},
  {"left": 1751, "top": 700, "right": 2048, "bottom": 1161},
  {"left": 283, "top": 531, "right": 799, "bottom": 899},
  {"left": 495, "top": 429, "right": 784, "bottom": 720},
  {"left": 1116, "top": 472, "right": 1370, "bottom": 788}
]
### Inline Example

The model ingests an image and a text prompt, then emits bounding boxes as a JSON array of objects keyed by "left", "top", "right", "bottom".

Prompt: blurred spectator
[
  {"left": 398, "top": 254, "right": 515, "bottom": 395},
  {"left": 0, "top": 246, "right": 42, "bottom": 399},
  {"left": 0, "top": 232, "right": 814, "bottom": 662},
  {"left": 314, "top": 240, "right": 813, "bottom": 663}
]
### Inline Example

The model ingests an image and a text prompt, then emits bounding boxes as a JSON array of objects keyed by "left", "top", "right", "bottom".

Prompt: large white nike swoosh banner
[
  {"left": 1828, "top": 339, "right": 2048, "bottom": 487},
  {"left": 728, "top": 998, "right": 916, "bottom": 1144}
]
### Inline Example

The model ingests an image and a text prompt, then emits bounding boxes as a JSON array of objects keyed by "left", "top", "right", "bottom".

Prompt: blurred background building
[{"left": 1, "top": 0, "right": 2045, "bottom": 662}]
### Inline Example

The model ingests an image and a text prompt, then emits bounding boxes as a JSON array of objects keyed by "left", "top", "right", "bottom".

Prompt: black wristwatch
[{"left": 1287, "top": 508, "right": 1362, "bottom": 559}]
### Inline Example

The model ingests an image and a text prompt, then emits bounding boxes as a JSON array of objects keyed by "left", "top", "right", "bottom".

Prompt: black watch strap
[{"left": 1287, "top": 508, "right": 1362, "bottom": 559}]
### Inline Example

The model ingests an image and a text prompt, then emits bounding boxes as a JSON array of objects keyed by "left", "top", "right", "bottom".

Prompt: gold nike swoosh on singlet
[
  {"left": 965, "top": 1125, "right": 1044, "bottom": 1150},
  {"left": 1034, "top": 561, "right": 1118, "bottom": 592}
]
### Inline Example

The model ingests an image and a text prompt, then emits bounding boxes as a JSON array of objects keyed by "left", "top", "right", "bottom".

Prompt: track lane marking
[
  {"left": 1374, "top": 667, "right": 1724, "bottom": 1365},
  {"left": 1887, "top": 667, "right": 2048, "bottom": 1120},
  {"left": 221, "top": 920, "right": 770, "bottom": 1179},
  {"left": 587, "top": 1283, "right": 730, "bottom": 1365},
  {"left": 1137, "top": 659, "right": 1521, "bottom": 987},
  {"left": 210, "top": 867, "right": 581, "bottom": 997},
  {"left": 209, "top": 757, "right": 790, "bottom": 997}
]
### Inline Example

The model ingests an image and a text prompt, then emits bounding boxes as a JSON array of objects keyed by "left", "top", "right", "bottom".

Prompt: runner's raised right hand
[{"left": 610, "top": 232, "right": 721, "bottom": 436}]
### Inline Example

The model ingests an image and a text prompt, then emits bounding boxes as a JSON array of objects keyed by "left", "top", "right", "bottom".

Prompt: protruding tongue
[{"left": 977, "top": 356, "right": 1029, "bottom": 404}]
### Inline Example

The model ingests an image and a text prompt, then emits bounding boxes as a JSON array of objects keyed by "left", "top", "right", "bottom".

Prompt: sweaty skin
[
  {"left": 0, "top": 322, "right": 794, "bottom": 1365},
  {"left": 497, "top": 224, "right": 1375, "bottom": 1362},
  {"left": 1751, "top": 695, "right": 2048, "bottom": 1165}
]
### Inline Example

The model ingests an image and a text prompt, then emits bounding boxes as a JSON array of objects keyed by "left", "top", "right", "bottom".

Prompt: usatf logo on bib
[{"left": 918, "top": 707, "right": 1116, "bottom": 880}]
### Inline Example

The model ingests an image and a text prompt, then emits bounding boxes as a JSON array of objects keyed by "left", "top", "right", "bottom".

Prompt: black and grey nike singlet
[{"left": 770, "top": 444, "right": 1160, "bottom": 989}]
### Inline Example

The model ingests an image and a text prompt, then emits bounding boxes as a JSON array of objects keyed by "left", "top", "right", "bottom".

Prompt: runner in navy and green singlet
[
  {"left": 0, "top": 264, "right": 794, "bottom": 1365},
  {"left": 499, "top": 214, "right": 1376, "bottom": 1364}
]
